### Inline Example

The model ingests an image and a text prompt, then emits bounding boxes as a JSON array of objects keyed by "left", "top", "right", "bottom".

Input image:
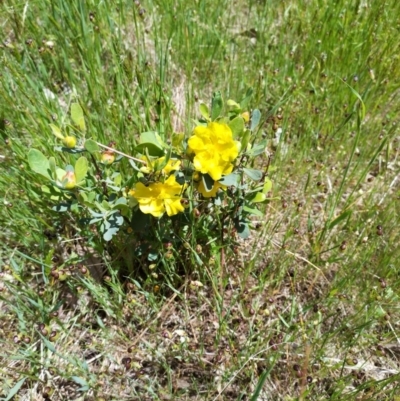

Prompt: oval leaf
[
  {"left": 240, "top": 87, "right": 253, "bottom": 110},
  {"left": 211, "top": 91, "right": 223, "bottom": 121},
  {"left": 229, "top": 116, "right": 245, "bottom": 138},
  {"left": 262, "top": 178, "right": 273, "bottom": 193},
  {"left": 28, "top": 149, "right": 51, "bottom": 179},
  {"left": 251, "top": 192, "right": 266, "bottom": 203},
  {"left": 84, "top": 139, "right": 99, "bottom": 153},
  {"left": 75, "top": 156, "right": 88, "bottom": 183},
  {"left": 249, "top": 140, "right": 268, "bottom": 156},
  {"left": 235, "top": 219, "right": 250, "bottom": 239},
  {"left": 227, "top": 99, "right": 241, "bottom": 112},
  {"left": 71, "top": 103, "right": 86, "bottom": 131},
  {"left": 135, "top": 142, "right": 164, "bottom": 157},
  {"left": 218, "top": 173, "right": 239, "bottom": 187},
  {"left": 136, "top": 131, "right": 164, "bottom": 156},
  {"left": 49, "top": 157, "right": 57, "bottom": 178},
  {"left": 241, "top": 129, "right": 251, "bottom": 151},
  {"left": 250, "top": 109, "right": 261, "bottom": 132},
  {"left": 49, "top": 123, "right": 64, "bottom": 139},
  {"left": 199, "top": 103, "right": 210, "bottom": 121},
  {"left": 243, "top": 168, "right": 263, "bottom": 181},
  {"left": 243, "top": 205, "right": 264, "bottom": 216}
]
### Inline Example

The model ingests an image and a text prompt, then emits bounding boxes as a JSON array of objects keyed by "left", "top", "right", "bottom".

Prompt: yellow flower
[
  {"left": 198, "top": 179, "right": 226, "bottom": 198},
  {"left": 188, "top": 122, "right": 240, "bottom": 181},
  {"left": 129, "top": 175, "right": 186, "bottom": 217}
]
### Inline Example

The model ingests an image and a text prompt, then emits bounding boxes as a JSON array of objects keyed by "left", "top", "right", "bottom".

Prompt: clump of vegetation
[{"left": 27, "top": 93, "right": 272, "bottom": 285}]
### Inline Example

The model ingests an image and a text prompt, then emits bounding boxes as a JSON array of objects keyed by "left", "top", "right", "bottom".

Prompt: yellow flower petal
[
  {"left": 198, "top": 179, "right": 226, "bottom": 198},
  {"left": 188, "top": 122, "right": 239, "bottom": 181},
  {"left": 130, "top": 176, "right": 186, "bottom": 217}
]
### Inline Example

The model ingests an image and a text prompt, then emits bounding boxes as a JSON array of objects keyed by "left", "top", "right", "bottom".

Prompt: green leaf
[
  {"left": 328, "top": 210, "right": 352, "bottom": 229},
  {"left": 249, "top": 371, "right": 269, "bottom": 401},
  {"left": 28, "top": 149, "right": 51, "bottom": 179},
  {"left": 102, "top": 212, "right": 124, "bottom": 241},
  {"left": 71, "top": 201, "right": 80, "bottom": 213},
  {"left": 71, "top": 376, "right": 88, "bottom": 387},
  {"left": 49, "top": 157, "right": 57, "bottom": 179},
  {"left": 199, "top": 103, "right": 210, "bottom": 121},
  {"left": 115, "top": 197, "right": 127, "bottom": 206},
  {"left": 135, "top": 131, "right": 164, "bottom": 157},
  {"left": 250, "top": 193, "right": 266, "bottom": 204},
  {"left": 244, "top": 205, "right": 264, "bottom": 216},
  {"left": 148, "top": 251, "right": 158, "bottom": 262},
  {"left": 211, "top": 91, "right": 223, "bottom": 121},
  {"left": 229, "top": 116, "right": 245, "bottom": 137},
  {"left": 262, "top": 178, "right": 273, "bottom": 193},
  {"left": 235, "top": 219, "right": 250, "bottom": 239},
  {"left": 112, "top": 172, "right": 122, "bottom": 186},
  {"left": 249, "top": 140, "right": 267, "bottom": 156},
  {"left": 42, "top": 336, "right": 56, "bottom": 352},
  {"left": 113, "top": 200, "right": 130, "bottom": 216},
  {"left": 52, "top": 202, "right": 72, "bottom": 212},
  {"left": 227, "top": 99, "right": 241, "bottom": 112},
  {"left": 3, "top": 378, "right": 26, "bottom": 401},
  {"left": 49, "top": 123, "right": 64, "bottom": 139},
  {"left": 71, "top": 376, "right": 89, "bottom": 392},
  {"left": 130, "top": 209, "right": 152, "bottom": 233},
  {"left": 241, "top": 129, "right": 251, "bottom": 151},
  {"left": 84, "top": 139, "right": 99, "bottom": 153},
  {"left": 75, "top": 157, "right": 88, "bottom": 183},
  {"left": 71, "top": 103, "right": 86, "bottom": 131},
  {"left": 101, "top": 200, "right": 111, "bottom": 210},
  {"left": 250, "top": 109, "right": 261, "bottom": 132},
  {"left": 243, "top": 168, "right": 263, "bottom": 181},
  {"left": 41, "top": 185, "right": 63, "bottom": 201},
  {"left": 240, "top": 87, "right": 253, "bottom": 110},
  {"left": 55, "top": 167, "right": 67, "bottom": 182},
  {"left": 219, "top": 173, "right": 239, "bottom": 187}
]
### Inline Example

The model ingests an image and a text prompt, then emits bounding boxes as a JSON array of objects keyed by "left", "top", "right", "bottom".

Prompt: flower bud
[
  {"left": 101, "top": 151, "right": 115, "bottom": 165},
  {"left": 192, "top": 171, "right": 201, "bottom": 182},
  {"left": 62, "top": 171, "right": 76, "bottom": 189},
  {"left": 62, "top": 135, "right": 77, "bottom": 148},
  {"left": 241, "top": 111, "right": 250, "bottom": 122},
  {"left": 165, "top": 251, "right": 174, "bottom": 260}
]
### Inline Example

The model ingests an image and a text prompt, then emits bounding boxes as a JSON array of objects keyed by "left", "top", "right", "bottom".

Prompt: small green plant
[{"left": 27, "top": 92, "right": 273, "bottom": 278}]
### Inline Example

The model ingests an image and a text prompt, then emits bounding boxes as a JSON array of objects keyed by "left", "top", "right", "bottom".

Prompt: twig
[{"left": 95, "top": 142, "right": 147, "bottom": 164}]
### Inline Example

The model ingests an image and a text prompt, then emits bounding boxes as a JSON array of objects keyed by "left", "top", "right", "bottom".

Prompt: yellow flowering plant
[{"left": 27, "top": 93, "right": 273, "bottom": 279}]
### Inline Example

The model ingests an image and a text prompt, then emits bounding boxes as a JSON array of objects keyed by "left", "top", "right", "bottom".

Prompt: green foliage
[
  {"left": 26, "top": 98, "right": 271, "bottom": 265},
  {"left": 70, "top": 103, "right": 86, "bottom": 132}
]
